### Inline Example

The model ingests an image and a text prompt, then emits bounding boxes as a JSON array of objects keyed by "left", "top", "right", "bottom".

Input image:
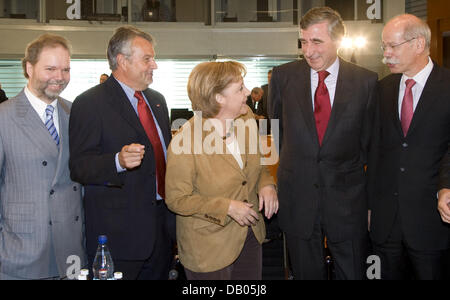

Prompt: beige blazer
[{"left": 165, "top": 108, "right": 275, "bottom": 273}]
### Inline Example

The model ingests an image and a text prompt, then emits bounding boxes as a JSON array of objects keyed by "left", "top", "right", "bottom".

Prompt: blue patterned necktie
[{"left": 45, "top": 105, "right": 60, "bottom": 146}]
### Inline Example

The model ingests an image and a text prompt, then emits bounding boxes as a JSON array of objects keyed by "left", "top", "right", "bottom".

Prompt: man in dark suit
[
  {"left": 69, "top": 26, "right": 175, "bottom": 280},
  {"left": 246, "top": 87, "right": 263, "bottom": 114},
  {"left": 258, "top": 70, "right": 272, "bottom": 135},
  {"left": 369, "top": 14, "right": 450, "bottom": 280},
  {"left": 268, "top": 7, "right": 377, "bottom": 279}
]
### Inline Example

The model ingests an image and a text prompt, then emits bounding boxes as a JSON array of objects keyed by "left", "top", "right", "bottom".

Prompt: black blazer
[
  {"left": 269, "top": 58, "right": 378, "bottom": 242},
  {"left": 69, "top": 76, "right": 175, "bottom": 260},
  {"left": 369, "top": 63, "right": 450, "bottom": 251}
]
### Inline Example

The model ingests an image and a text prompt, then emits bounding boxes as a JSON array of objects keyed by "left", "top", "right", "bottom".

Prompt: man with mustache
[
  {"left": 268, "top": 7, "right": 378, "bottom": 279},
  {"left": 0, "top": 34, "right": 86, "bottom": 280},
  {"left": 69, "top": 26, "right": 175, "bottom": 280},
  {"left": 369, "top": 14, "right": 450, "bottom": 280}
]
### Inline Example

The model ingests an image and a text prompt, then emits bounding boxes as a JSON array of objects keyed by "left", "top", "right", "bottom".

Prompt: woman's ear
[{"left": 215, "top": 93, "right": 224, "bottom": 105}]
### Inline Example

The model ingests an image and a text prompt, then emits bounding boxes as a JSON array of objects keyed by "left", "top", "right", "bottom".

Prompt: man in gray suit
[{"left": 0, "top": 34, "right": 86, "bottom": 280}]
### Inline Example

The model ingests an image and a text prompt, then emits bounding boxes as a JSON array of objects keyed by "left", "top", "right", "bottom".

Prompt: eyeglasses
[{"left": 381, "top": 38, "right": 416, "bottom": 52}]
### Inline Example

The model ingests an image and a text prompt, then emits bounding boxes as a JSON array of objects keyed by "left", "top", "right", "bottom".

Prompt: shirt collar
[
  {"left": 311, "top": 57, "right": 340, "bottom": 79},
  {"left": 113, "top": 76, "right": 136, "bottom": 101},
  {"left": 401, "top": 57, "right": 433, "bottom": 88},
  {"left": 24, "top": 85, "right": 58, "bottom": 114}
]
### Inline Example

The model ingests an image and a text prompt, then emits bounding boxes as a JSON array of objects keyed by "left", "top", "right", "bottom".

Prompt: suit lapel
[
  {"left": 321, "top": 59, "right": 352, "bottom": 146},
  {"left": 387, "top": 74, "right": 408, "bottom": 138},
  {"left": 104, "top": 78, "right": 151, "bottom": 145},
  {"left": 143, "top": 89, "right": 171, "bottom": 147},
  {"left": 295, "top": 60, "right": 319, "bottom": 147},
  {"left": 14, "top": 90, "right": 59, "bottom": 158},
  {"left": 52, "top": 99, "right": 70, "bottom": 185},
  {"left": 202, "top": 118, "right": 245, "bottom": 176},
  {"left": 406, "top": 64, "right": 440, "bottom": 137}
]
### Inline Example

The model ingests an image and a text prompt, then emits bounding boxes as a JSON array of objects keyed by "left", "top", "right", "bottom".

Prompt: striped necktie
[{"left": 45, "top": 105, "right": 60, "bottom": 146}]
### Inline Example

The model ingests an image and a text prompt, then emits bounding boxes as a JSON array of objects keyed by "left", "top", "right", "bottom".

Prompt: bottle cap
[
  {"left": 80, "top": 269, "right": 89, "bottom": 276},
  {"left": 114, "top": 272, "right": 123, "bottom": 280},
  {"left": 98, "top": 235, "right": 107, "bottom": 244}
]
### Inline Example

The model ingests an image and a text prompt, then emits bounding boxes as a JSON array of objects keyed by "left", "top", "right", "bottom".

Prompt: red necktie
[
  {"left": 314, "top": 70, "right": 331, "bottom": 146},
  {"left": 400, "top": 79, "right": 416, "bottom": 137},
  {"left": 135, "top": 91, "right": 166, "bottom": 199}
]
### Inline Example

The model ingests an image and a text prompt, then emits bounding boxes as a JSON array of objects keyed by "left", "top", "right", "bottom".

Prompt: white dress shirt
[
  {"left": 310, "top": 58, "right": 340, "bottom": 110},
  {"left": 398, "top": 57, "right": 434, "bottom": 118},
  {"left": 226, "top": 137, "right": 244, "bottom": 170},
  {"left": 24, "top": 86, "right": 60, "bottom": 135}
]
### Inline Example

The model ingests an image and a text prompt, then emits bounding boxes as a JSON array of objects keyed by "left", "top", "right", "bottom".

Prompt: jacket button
[
  {"left": 314, "top": 184, "right": 319, "bottom": 189},
  {"left": 400, "top": 167, "right": 406, "bottom": 172},
  {"left": 75, "top": 216, "right": 79, "bottom": 221},
  {"left": 42, "top": 161, "right": 47, "bottom": 166},
  {"left": 394, "top": 192, "right": 399, "bottom": 196},
  {"left": 402, "top": 143, "right": 408, "bottom": 148},
  {"left": 243, "top": 199, "right": 248, "bottom": 203},
  {"left": 49, "top": 221, "right": 53, "bottom": 226},
  {"left": 50, "top": 190, "right": 55, "bottom": 195},
  {"left": 242, "top": 181, "right": 247, "bottom": 186},
  {"left": 73, "top": 186, "right": 78, "bottom": 191}
]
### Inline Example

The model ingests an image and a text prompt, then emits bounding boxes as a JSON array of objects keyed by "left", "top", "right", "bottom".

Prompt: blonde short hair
[{"left": 187, "top": 61, "right": 247, "bottom": 118}]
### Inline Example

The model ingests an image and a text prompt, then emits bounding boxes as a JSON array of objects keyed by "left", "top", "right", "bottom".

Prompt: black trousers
[
  {"left": 286, "top": 217, "right": 369, "bottom": 280},
  {"left": 88, "top": 205, "right": 173, "bottom": 280},
  {"left": 372, "top": 212, "right": 449, "bottom": 280}
]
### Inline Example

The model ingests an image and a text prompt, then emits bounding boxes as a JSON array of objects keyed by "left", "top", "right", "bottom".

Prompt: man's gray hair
[
  {"left": 403, "top": 16, "right": 431, "bottom": 49},
  {"left": 300, "top": 6, "right": 346, "bottom": 42},
  {"left": 107, "top": 25, "right": 154, "bottom": 71}
]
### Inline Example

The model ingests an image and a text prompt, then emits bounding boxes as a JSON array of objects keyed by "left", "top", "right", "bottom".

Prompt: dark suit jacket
[
  {"left": 69, "top": 76, "right": 175, "bottom": 260},
  {"left": 259, "top": 84, "right": 269, "bottom": 118},
  {"left": 369, "top": 63, "right": 450, "bottom": 251},
  {"left": 269, "top": 58, "right": 378, "bottom": 242}
]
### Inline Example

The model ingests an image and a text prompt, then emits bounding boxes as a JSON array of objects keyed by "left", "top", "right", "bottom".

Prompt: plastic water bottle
[{"left": 92, "top": 235, "right": 114, "bottom": 280}]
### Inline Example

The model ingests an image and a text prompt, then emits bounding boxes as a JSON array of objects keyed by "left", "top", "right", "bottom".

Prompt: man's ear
[
  {"left": 116, "top": 54, "right": 127, "bottom": 70},
  {"left": 26, "top": 62, "right": 34, "bottom": 79},
  {"left": 415, "top": 36, "right": 426, "bottom": 54}
]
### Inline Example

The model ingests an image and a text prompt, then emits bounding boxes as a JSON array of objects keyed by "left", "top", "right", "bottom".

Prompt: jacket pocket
[
  {"left": 4, "top": 202, "right": 35, "bottom": 221},
  {"left": 4, "top": 220, "right": 34, "bottom": 234}
]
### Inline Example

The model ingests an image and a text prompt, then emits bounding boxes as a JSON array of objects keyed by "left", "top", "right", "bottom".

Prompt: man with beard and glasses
[
  {"left": 0, "top": 34, "right": 86, "bottom": 280},
  {"left": 368, "top": 14, "right": 450, "bottom": 280}
]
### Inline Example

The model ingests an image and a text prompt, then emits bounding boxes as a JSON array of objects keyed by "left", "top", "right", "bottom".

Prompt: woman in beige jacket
[{"left": 165, "top": 61, "right": 278, "bottom": 280}]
